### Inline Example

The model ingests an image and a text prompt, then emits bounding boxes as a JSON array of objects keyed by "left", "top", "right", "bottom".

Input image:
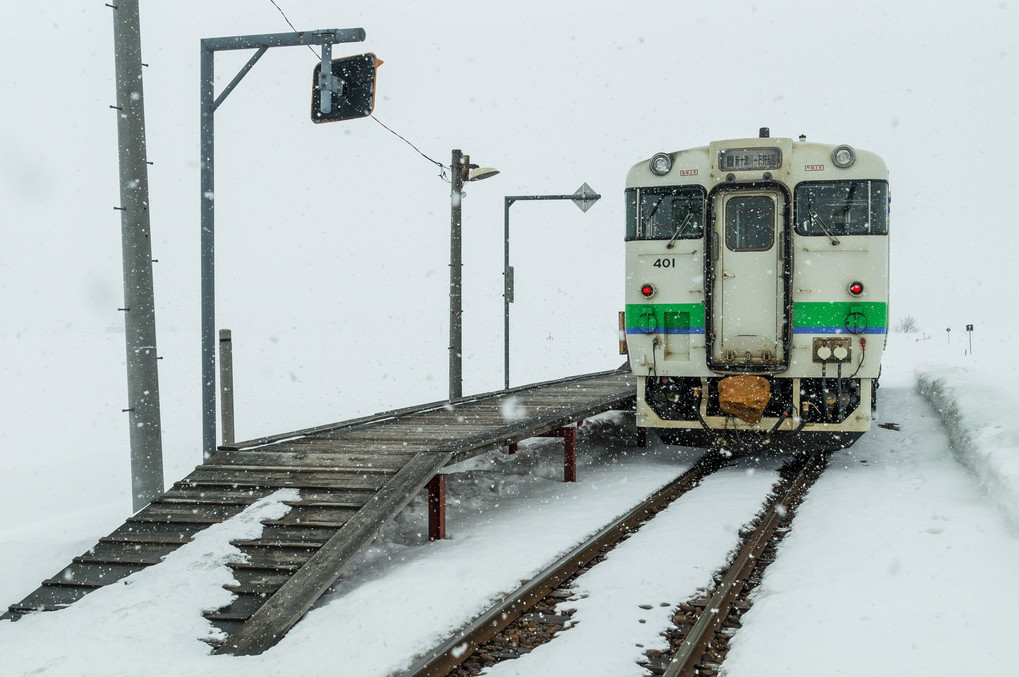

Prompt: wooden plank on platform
[
  {"left": 257, "top": 439, "right": 432, "bottom": 454},
  {"left": 207, "top": 449, "right": 415, "bottom": 470}
]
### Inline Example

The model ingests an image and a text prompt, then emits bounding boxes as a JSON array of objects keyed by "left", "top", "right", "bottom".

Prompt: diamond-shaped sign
[{"left": 571, "top": 182, "right": 600, "bottom": 213}]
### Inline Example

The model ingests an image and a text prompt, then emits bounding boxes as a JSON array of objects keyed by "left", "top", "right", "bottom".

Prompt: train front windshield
[
  {"left": 625, "top": 186, "right": 706, "bottom": 240},
  {"left": 795, "top": 180, "right": 889, "bottom": 236}
]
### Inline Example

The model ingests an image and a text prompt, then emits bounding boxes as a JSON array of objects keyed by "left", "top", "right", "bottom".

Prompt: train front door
[{"left": 708, "top": 189, "right": 788, "bottom": 370}]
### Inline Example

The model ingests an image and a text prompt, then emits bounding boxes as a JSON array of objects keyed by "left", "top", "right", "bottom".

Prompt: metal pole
[
  {"left": 449, "top": 150, "right": 464, "bottom": 401},
  {"left": 200, "top": 43, "right": 216, "bottom": 460},
  {"left": 504, "top": 197, "right": 513, "bottom": 390},
  {"left": 112, "top": 0, "right": 164, "bottom": 510},
  {"left": 198, "top": 28, "right": 365, "bottom": 459},
  {"left": 219, "top": 329, "right": 235, "bottom": 447},
  {"left": 502, "top": 189, "right": 600, "bottom": 391}
]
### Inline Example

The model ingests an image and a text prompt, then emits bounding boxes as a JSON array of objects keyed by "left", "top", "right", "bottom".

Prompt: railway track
[
  {"left": 649, "top": 449, "right": 829, "bottom": 677},
  {"left": 398, "top": 451, "right": 729, "bottom": 677},
  {"left": 400, "top": 448, "right": 828, "bottom": 677}
]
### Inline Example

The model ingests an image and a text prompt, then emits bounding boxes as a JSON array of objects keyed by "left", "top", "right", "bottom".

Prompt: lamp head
[{"left": 467, "top": 167, "right": 500, "bottom": 182}]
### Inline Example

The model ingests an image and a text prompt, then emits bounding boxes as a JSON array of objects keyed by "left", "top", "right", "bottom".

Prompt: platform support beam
[
  {"left": 540, "top": 421, "right": 582, "bottom": 482},
  {"left": 427, "top": 474, "right": 447, "bottom": 541},
  {"left": 563, "top": 427, "right": 577, "bottom": 482}
]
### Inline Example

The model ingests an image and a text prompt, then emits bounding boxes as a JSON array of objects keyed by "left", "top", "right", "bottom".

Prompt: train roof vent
[{"left": 759, "top": 127, "right": 770, "bottom": 138}]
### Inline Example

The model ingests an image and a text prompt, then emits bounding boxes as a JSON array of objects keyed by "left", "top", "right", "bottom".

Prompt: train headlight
[
  {"left": 649, "top": 152, "right": 673, "bottom": 176},
  {"left": 832, "top": 145, "right": 856, "bottom": 168},
  {"left": 640, "top": 283, "right": 657, "bottom": 298},
  {"left": 848, "top": 281, "right": 864, "bottom": 296}
]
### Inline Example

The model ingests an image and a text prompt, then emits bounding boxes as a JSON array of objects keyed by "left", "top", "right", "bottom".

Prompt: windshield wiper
[
  {"left": 808, "top": 210, "right": 841, "bottom": 246},
  {"left": 666, "top": 213, "right": 695, "bottom": 249},
  {"left": 641, "top": 196, "right": 665, "bottom": 236}
]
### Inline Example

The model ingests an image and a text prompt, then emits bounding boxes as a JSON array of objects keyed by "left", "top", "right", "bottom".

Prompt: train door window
[
  {"left": 794, "top": 180, "right": 889, "bottom": 236},
  {"left": 625, "top": 186, "right": 706, "bottom": 241},
  {"left": 725, "top": 196, "right": 774, "bottom": 251}
]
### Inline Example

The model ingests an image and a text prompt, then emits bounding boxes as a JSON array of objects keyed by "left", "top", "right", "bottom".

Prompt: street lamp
[
  {"left": 503, "top": 184, "right": 600, "bottom": 390},
  {"left": 449, "top": 149, "right": 499, "bottom": 401}
]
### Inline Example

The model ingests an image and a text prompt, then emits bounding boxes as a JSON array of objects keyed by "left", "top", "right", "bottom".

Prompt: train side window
[
  {"left": 625, "top": 186, "right": 705, "bottom": 241},
  {"left": 725, "top": 196, "right": 774, "bottom": 251},
  {"left": 794, "top": 180, "right": 889, "bottom": 236}
]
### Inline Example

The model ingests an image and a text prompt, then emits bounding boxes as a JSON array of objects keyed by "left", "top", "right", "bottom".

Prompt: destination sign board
[{"left": 718, "top": 147, "right": 782, "bottom": 171}]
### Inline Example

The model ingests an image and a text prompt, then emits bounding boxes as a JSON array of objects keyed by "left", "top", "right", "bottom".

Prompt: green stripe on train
[
  {"left": 625, "top": 303, "right": 705, "bottom": 330},
  {"left": 792, "top": 302, "right": 887, "bottom": 328},
  {"left": 624, "top": 301, "right": 887, "bottom": 329}
]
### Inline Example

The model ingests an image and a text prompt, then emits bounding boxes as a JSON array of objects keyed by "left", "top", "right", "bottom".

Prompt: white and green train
[{"left": 623, "top": 130, "right": 888, "bottom": 450}]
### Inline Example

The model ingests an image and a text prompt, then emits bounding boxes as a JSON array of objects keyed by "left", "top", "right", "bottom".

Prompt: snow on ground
[
  {"left": 916, "top": 368, "right": 1019, "bottom": 531},
  {"left": 724, "top": 387, "right": 1019, "bottom": 676},
  {"left": 4, "top": 333, "right": 1019, "bottom": 677},
  {"left": 0, "top": 490, "right": 298, "bottom": 673},
  {"left": 722, "top": 334, "right": 1019, "bottom": 677}
]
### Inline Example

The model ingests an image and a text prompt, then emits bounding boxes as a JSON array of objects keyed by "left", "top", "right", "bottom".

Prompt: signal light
[
  {"left": 848, "top": 281, "right": 864, "bottom": 296},
  {"left": 640, "top": 283, "right": 656, "bottom": 298}
]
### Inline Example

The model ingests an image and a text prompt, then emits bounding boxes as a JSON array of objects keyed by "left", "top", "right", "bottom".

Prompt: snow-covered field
[{"left": 3, "top": 334, "right": 1019, "bottom": 677}]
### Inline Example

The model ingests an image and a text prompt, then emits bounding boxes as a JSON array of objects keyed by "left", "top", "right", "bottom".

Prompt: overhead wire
[
  {"left": 267, "top": 0, "right": 450, "bottom": 181},
  {"left": 268, "top": 0, "right": 318, "bottom": 57}
]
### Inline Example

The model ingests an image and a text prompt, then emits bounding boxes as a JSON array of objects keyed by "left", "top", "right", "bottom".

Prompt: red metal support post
[
  {"left": 539, "top": 420, "right": 582, "bottom": 482},
  {"left": 427, "top": 474, "right": 446, "bottom": 541},
  {"left": 563, "top": 426, "right": 577, "bottom": 482}
]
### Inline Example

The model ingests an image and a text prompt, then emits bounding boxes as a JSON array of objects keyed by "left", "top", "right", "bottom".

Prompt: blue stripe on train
[
  {"left": 626, "top": 327, "right": 887, "bottom": 335},
  {"left": 625, "top": 327, "right": 706, "bottom": 335},
  {"left": 793, "top": 327, "right": 887, "bottom": 335}
]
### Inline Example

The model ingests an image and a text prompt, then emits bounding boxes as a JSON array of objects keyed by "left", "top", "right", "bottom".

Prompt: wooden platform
[{"left": 3, "top": 369, "right": 636, "bottom": 655}]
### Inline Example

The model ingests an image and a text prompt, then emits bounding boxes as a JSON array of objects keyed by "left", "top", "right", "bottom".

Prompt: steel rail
[
  {"left": 398, "top": 451, "right": 727, "bottom": 677},
  {"left": 661, "top": 449, "right": 829, "bottom": 677}
]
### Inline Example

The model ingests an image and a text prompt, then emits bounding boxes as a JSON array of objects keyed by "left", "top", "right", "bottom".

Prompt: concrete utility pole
[{"left": 111, "top": 0, "right": 164, "bottom": 510}]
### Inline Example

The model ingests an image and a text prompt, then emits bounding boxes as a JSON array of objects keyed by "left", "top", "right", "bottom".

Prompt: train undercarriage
[{"left": 638, "top": 374, "right": 876, "bottom": 452}]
